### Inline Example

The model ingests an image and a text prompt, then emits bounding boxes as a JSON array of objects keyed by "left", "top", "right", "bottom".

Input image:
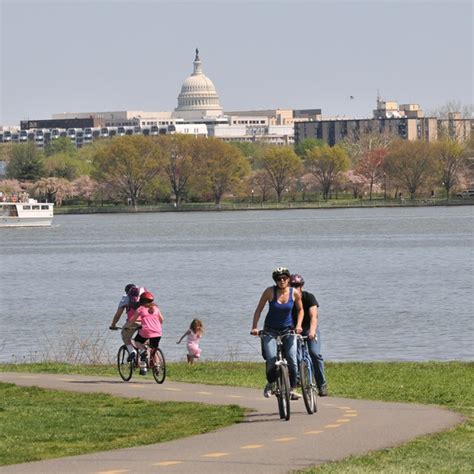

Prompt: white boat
[{"left": 0, "top": 198, "right": 54, "bottom": 227}]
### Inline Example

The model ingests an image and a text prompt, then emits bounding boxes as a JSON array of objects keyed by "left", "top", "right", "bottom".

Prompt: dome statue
[{"left": 172, "top": 49, "right": 223, "bottom": 119}]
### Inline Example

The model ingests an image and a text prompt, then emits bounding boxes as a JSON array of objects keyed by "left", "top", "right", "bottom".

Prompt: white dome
[{"left": 174, "top": 50, "right": 223, "bottom": 118}]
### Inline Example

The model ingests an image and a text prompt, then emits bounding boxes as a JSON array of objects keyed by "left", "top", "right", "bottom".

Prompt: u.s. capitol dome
[{"left": 173, "top": 49, "right": 223, "bottom": 120}]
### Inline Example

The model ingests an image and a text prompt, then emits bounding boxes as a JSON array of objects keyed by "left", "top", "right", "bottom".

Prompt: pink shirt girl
[{"left": 135, "top": 304, "right": 163, "bottom": 339}]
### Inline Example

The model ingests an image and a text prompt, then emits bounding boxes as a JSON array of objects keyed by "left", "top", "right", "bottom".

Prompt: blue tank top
[{"left": 264, "top": 287, "right": 294, "bottom": 330}]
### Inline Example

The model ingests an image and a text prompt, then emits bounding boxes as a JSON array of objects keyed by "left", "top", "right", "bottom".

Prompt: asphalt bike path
[{"left": 0, "top": 372, "right": 462, "bottom": 474}]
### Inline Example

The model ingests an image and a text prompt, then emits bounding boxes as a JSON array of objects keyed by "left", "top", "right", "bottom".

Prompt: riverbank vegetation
[
  {"left": 1, "top": 132, "right": 472, "bottom": 209},
  {"left": 1, "top": 361, "right": 472, "bottom": 470}
]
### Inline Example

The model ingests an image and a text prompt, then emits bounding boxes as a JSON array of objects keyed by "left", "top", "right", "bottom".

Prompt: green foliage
[
  {"left": 193, "top": 137, "right": 251, "bottom": 205},
  {"left": 262, "top": 146, "right": 302, "bottom": 201},
  {"left": 385, "top": 140, "right": 439, "bottom": 199},
  {"left": 92, "top": 135, "right": 164, "bottom": 207},
  {"left": 0, "top": 382, "right": 243, "bottom": 466},
  {"left": 305, "top": 144, "right": 350, "bottom": 199},
  {"left": 44, "top": 137, "right": 77, "bottom": 157},
  {"left": 433, "top": 139, "right": 467, "bottom": 199},
  {"left": 6, "top": 142, "right": 45, "bottom": 181},
  {"left": 294, "top": 138, "right": 325, "bottom": 157},
  {"left": 158, "top": 134, "right": 196, "bottom": 207},
  {"left": 230, "top": 141, "right": 269, "bottom": 168}
]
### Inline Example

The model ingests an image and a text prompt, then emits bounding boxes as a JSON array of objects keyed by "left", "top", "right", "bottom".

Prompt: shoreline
[{"left": 55, "top": 199, "right": 474, "bottom": 215}]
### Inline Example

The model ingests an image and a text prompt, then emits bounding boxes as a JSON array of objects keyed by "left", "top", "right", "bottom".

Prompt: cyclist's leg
[
  {"left": 307, "top": 329, "right": 327, "bottom": 389},
  {"left": 261, "top": 334, "right": 278, "bottom": 383},
  {"left": 122, "top": 324, "right": 139, "bottom": 355},
  {"left": 282, "top": 333, "right": 298, "bottom": 389}
]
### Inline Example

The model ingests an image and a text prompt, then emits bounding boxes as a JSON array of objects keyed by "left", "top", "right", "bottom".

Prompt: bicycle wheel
[
  {"left": 117, "top": 345, "right": 133, "bottom": 381},
  {"left": 151, "top": 348, "right": 166, "bottom": 384},
  {"left": 276, "top": 364, "right": 291, "bottom": 421},
  {"left": 300, "top": 359, "right": 317, "bottom": 414}
]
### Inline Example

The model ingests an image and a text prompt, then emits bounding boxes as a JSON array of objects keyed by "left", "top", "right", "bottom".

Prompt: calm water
[{"left": 0, "top": 206, "right": 472, "bottom": 363}]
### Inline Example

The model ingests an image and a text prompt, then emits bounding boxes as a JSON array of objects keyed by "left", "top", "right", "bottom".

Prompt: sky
[{"left": 0, "top": 0, "right": 472, "bottom": 126}]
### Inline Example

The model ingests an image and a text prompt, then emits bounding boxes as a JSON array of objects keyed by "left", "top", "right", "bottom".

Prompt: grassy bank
[
  {"left": 0, "top": 381, "right": 243, "bottom": 466},
  {"left": 1, "top": 361, "right": 472, "bottom": 471}
]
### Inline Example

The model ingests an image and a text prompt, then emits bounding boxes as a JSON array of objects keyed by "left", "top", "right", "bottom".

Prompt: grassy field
[
  {"left": 0, "top": 381, "right": 242, "bottom": 466},
  {"left": 1, "top": 361, "right": 473, "bottom": 471}
]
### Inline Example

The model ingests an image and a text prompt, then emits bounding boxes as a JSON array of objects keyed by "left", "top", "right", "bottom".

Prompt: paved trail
[{"left": 0, "top": 372, "right": 462, "bottom": 474}]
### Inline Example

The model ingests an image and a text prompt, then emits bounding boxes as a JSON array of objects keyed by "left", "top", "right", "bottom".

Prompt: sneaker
[
  {"left": 127, "top": 351, "right": 136, "bottom": 362},
  {"left": 319, "top": 383, "right": 328, "bottom": 397},
  {"left": 139, "top": 367, "right": 147, "bottom": 376},
  {"left": 290, "top": 391, "right": 301, "bottom": 401},
  {"left": 263, "top": 383, "right": 272, "bottom": 398},
  {"left": 140, "top": 350, "right": 147, "bottom": 362}
]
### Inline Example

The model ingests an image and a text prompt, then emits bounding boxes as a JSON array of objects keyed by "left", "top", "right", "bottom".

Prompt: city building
[{"left": 295, "top": 99, "right": 470, "bottom": 146}]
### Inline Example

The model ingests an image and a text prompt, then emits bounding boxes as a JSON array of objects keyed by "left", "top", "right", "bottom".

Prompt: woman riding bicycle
[{"left": 251, "top": 267, "right": 303, "bottom": 399}]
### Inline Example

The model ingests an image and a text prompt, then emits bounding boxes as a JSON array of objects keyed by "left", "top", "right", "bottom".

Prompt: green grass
[
  {"left": 1, "top": 361, "right": 473, "bottom": 471},
  {"left": 0, "top": 382, "right": 243, "bottom": 466}
]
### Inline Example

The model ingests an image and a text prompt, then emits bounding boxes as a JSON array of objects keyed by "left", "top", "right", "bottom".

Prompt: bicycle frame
[
  {"left": 297, "top": 335, "right": 318, "bottom": 414},
  {"left": 259, "top": 329, "right": 293, "bottom": 421}
]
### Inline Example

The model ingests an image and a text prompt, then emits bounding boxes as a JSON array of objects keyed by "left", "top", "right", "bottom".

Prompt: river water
[{"left": 0, "top": 206, "right": 472, "bottom": 363}]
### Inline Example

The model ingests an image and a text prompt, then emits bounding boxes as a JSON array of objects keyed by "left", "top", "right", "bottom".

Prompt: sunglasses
[{"left": 276, "top": 276, "right": 289, "bottom": 282}]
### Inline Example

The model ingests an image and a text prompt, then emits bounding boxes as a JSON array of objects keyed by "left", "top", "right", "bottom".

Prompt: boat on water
[{"left": 0, "top": 198, "right": 54, "bottom": 227}]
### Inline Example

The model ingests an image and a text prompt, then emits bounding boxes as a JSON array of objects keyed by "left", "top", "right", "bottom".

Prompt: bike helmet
[
  {"left": 124, "top": 283, "right": 136, "bottom": 294},
  {"left": 272, "top": 266, "right": 290, "bottom": 282},
  {"left": 140, "top": 291, "right": 154, "bottom": 303},
  {"left": 290, "top": 274, "right": 305, "bottom": 287}
]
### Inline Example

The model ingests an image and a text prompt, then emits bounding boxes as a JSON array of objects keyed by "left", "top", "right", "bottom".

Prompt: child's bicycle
[
  {"left": 258, "top": 329, "right": 293, "bottom": 421},
  {"left": 112, "top": 328, "right": 166, "bottom": 384},
  {"left": 297, "top": 334, "right": 318, "bottom": 414}
]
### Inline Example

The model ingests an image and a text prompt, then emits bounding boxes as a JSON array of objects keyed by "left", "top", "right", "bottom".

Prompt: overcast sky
[{"left": 1, "top": 0, "right": 472, "bottom": 125}]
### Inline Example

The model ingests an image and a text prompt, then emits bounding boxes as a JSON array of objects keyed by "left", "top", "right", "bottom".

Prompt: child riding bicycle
[{"left": 126, "top": 291, "right": 164, "bottom": 375}]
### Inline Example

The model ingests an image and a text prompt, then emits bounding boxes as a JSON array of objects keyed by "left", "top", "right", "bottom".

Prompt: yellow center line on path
[
  {"left": 240, "top": 444, "right": 264, "bottom": 449},
  {"left": 345, "top": 409, "right": 358, "bottom": 413},
  {"left": 130, "top": 384, "right": 145, "bottom": 388},
  {"left": 337, "top": 406, "right": 352, "bottom": 409},
  {"left": 202, "top": 452, "right": 229, "bottom": 458},
  {"left": 196, "top": 391, "right": 212, "bottom": 395},
  {"left": 305, "top": 430, "right": 323, "bottom": 435},
  {"left": 336, "top": 418, "right": 351, "bottom": 423},
  {"left": 274, "top": 437, "right": 297, "bottom": 442},
  {"left": 227, "top": 395, "right": 244, "bottom": 399},
  {"left": 152, "top": 461, "right": 184, "bottom": 466},
  {"left": 59, "top": 378, "right": 76, "bottom": 382},
  {"left": 345, "top": 413, "right": 358, "bottom": 417},
  {"left": 164, "top": 387, "right": 182, "bottom": 391},
  {"left": 324, "top": 424, "right": 341, "bottom": 428},
  {"left": 96, "top": 470, "right": 129, "bottom": 474},
  {"left": 19, "top": 375, "right": 39, "bottom": 379}
]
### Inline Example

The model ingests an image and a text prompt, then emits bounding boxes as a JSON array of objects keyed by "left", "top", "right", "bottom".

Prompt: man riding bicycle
[
  {"left": 251, "top": 267, "right": 304, "bottom": 400},
  {"left": 290, "top": 274, "right": 328, "bottom": 396},
  {"left": 109, "top": 283, "right": 145, "bottom": 360}
]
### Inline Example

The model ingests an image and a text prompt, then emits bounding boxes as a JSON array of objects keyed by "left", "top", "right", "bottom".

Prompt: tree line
[{"left": 0, "top": 132, "right": 473, "bottom": 207}]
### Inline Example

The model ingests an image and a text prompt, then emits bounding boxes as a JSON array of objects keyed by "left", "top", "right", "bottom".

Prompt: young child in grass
[{"left": 176, "top": 319, "right": 204, "bottom": 364}]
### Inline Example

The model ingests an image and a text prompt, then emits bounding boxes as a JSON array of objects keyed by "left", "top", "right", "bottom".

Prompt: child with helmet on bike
[
  {"left": 251, "top": 266, "right": 304, "bottom": 400},
  {"left": 126, "top": 291, "right": 164, "bottom": 375}
]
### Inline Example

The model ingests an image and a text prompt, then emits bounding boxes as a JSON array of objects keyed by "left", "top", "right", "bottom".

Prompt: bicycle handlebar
[{"left": 253, "top": 329, "right": 296, "bottom": 338}]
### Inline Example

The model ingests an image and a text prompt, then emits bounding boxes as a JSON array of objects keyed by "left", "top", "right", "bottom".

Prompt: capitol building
[
  {"left": 172, "top": 49, "right": 223, "bottom": 120},
  {"left": 48, "top": 49, "right": 321, "bottom": 145}
]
